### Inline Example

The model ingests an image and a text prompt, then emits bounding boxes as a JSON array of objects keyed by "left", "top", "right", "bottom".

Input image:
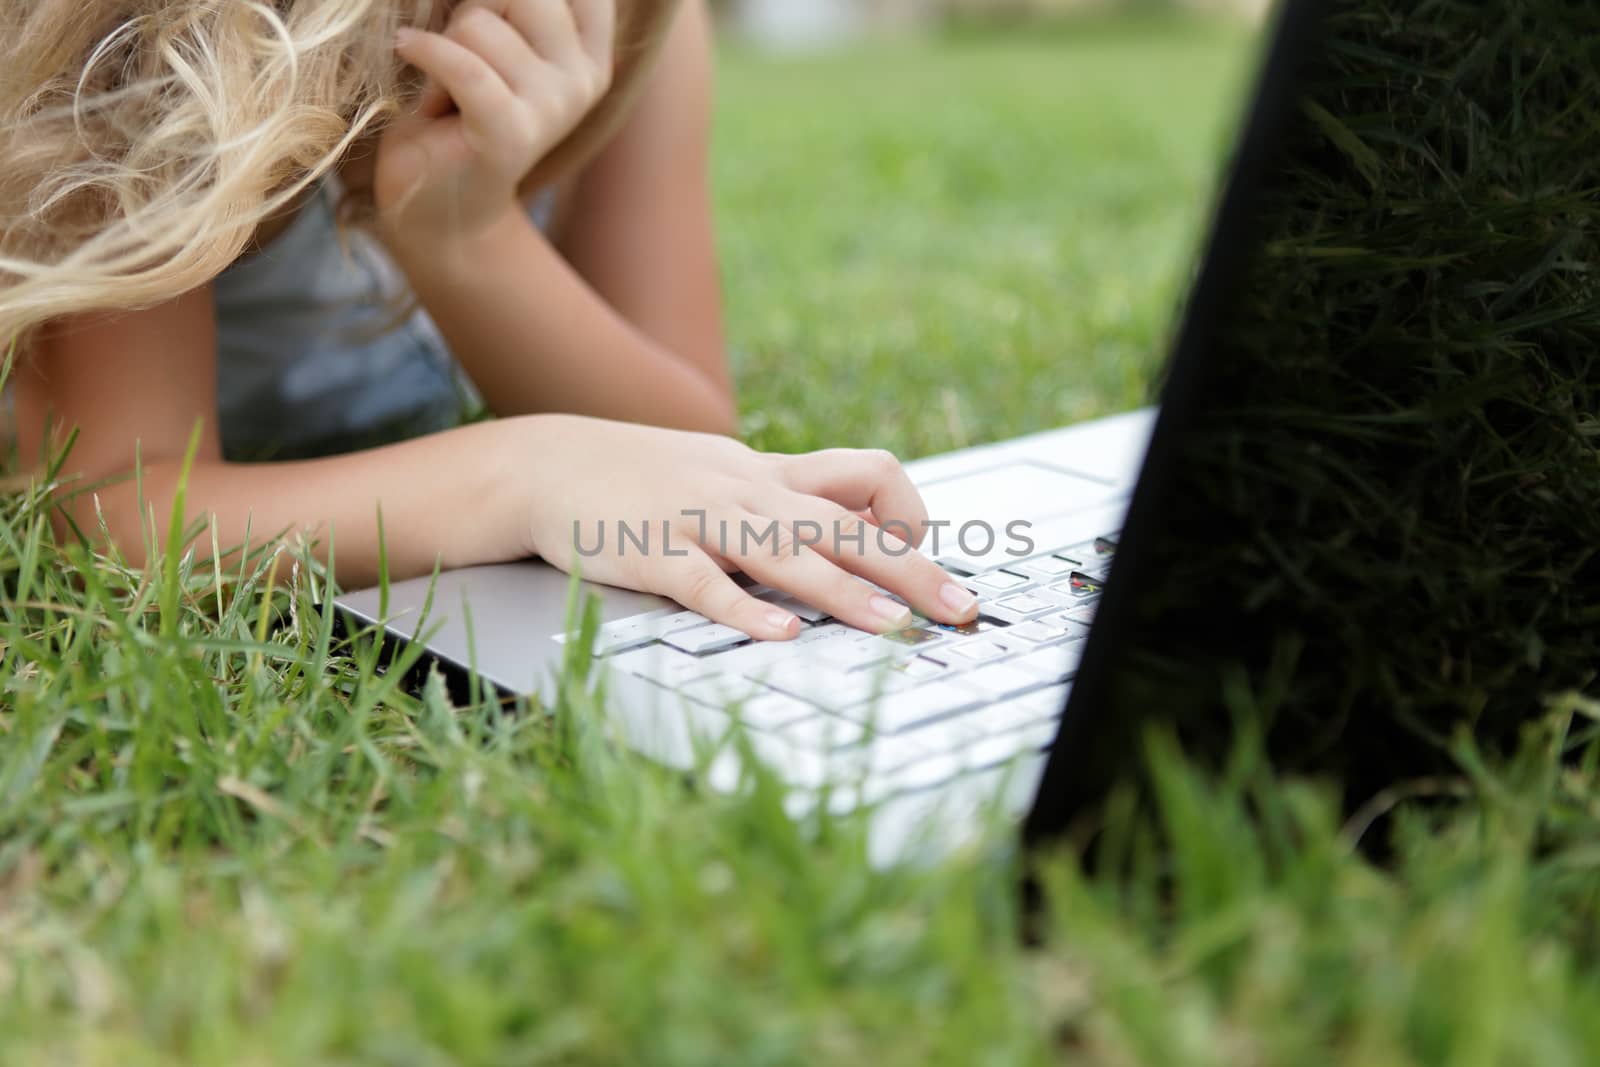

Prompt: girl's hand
[
  {"left": 517, "top": 416, "right": 983, "bottom": 641},
  {"left": 376, "top": 0, "right": 614, "bottom": 245}
]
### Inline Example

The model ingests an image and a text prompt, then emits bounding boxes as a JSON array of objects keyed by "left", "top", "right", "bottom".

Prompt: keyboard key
[
  {"left": 742, "top": 733, "right": 833, "bottom": 790},
  {"left": 891, "top": 656, "right": 948, "bottom": 684},
  {"left": 1037, "top": 613, "right": 1093, "bottom": 638},
  {"left": 1065, "top": 539, "right": 1114, "bottom": 562},
  {"left": 1011, "top": 647, "right": 1083, "bottom": 686},
  {"left": 591, "top": 611, "right": 678, "bottom": 655},
  {"left": 722, "top": 628, "right": 893, "bottom": 684},
  {"left": 960, "top": 720, "right": 1059, "bottom": 771},
  {"left": 737, "top": 729, "right": 928, "bottom": 794},
  {"left": 937, "top": 638, "right": 1013, "bottom": 665},
  {"left": 1020, "top": 683, "right": 1072, "bottom": 709},
  {"left": 961, "top": 662, "right": 1047, "bottom": 702},
  {"left": 848, "top": 680, "right": 989, "bottom": 734},
  {"left": 758, "top": 592, "right": 831, "bottom": 624},
  {"left": 866, "top": 663, "right": 929, "bottom": 694},
  {"left": 966, "top": 570, "right": 1031, "bottom": 595},
  {"left": 678, "top": 674, "right": 768, "bottom": 706},
  {"left": 730, "top": 693, "right": 820, "bottom": 732},
  {"left": 931, "top": 619, "right": 1002, "bottom": 638},
  {"left": 780, "top": 714, "right": 866, "bottom": 752},
  {"left": 803, "top": 736, "right": 941, "bottom": 811},
  {"left": 819, "top": 659, "right": 940, "bottom": 700},
  {"left": 589, "top": 608, "right": 720, "bottom": 655},
  {"left": 998, "top": 593, "right": 1056, "bottom": 614},
  {"left": 878, "top": 749, "right": 964, "bottom": 796},
  {"left": 762, "top": 663, "right": 886, "bottom": 712},
  {"left": 1004, "top": 619, "right": 1081, "bottom": 646},
  {"left": 812, "top": 734, "right": 994, "bottom": 812},
  {"left": 882, "top": 626, "right": 945, "bottom": 649},
  {"left": 1061, "top": 603, "right": 1098, "bottom": 626},
  {"left": 652, "top": 609, "right": 720, "bottom": 635},
  {"left": 936, "top": 543, "right": 1024, "bottom": 574},
  {"left": 981, "top": 686, "right": 1070, "bottom": 734},
  {"left": 895, "top": 711, "right": 989, "bottom": 757},
  {"left": 605, "top": 643, "right": 718, "bottom": 688},
  {"left": 984, "top": 592, "right": 1057, "bottom": 625},
  {"left": 710, "top": 639, "right": 801, "bottom": 678},
  {"left": 664, "top": 623, "right": 751, "bottom": 655},
  {"left": 1019, "top": 585, "right": 1084, "bottom": 610},
  {"left": 805, "top": 631, "right": 897, "bottom": 671},
  {"left": 791, "top": 621, "right": 870, "bottom": 646},
  {"left": 1068, "top": 570, "right": 1107, "bottom": 595},
  {"left": 858, "top": 732, "right": 948, "bottom": 779},
  {"left": 1013, "top": 555, "right": 1077, "bottom": 580}
]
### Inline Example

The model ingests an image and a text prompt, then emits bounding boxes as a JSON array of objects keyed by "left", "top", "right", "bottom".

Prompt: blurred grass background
[
  {"left": 719, "top": 16, "right": 1254, "bottom": 455},
  {"left": 8, "top": 10, "right": 1600, "bottom": 1065}
]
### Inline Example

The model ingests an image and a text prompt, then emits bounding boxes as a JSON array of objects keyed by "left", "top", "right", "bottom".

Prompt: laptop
[{"left": 336, "top": 0, "right": 1406, "bottom": 862}]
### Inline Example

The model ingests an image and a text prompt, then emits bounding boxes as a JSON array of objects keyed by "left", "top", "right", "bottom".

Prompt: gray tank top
[{"left": 213, "top": 180, "right": 552, "bottom": 459}]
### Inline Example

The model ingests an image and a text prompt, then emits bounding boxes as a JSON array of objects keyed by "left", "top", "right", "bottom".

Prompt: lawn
[
  {"left": 718, "top": 17, "right": 1253, "bottom": 456},
  {"left": 6, "top": 13, "right": 1600, "bottom": 1066}
]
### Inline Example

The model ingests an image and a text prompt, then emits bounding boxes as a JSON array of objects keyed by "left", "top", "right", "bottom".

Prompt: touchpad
[{"left": 917, "top": 462, "right": 1117, "bottom": 526}]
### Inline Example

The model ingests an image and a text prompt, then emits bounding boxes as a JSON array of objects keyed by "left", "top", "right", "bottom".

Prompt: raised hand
[{"left": 377, "top": 0, "right": 615, "bottom": 244}]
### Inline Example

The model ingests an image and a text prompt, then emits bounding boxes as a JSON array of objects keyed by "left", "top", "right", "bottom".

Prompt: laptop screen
[{"left": 1031, "top": 0, "right": 1600, "bottom": 843}]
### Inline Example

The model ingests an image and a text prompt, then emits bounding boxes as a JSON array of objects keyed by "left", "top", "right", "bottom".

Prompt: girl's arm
[
  {"left": 16, "top": 290, "right": 981, "bottom": 638},
  {"left": 391, "top": 202, "right": 735, "bottom": 435},
  {"left": 14, "top": 289, "right": 529, "bottom": 588},
  {"left": 378, "top": 0, "right": 734, "bottom": 434},
  {"left": 548, "top": 0, "right": 728, "bottom": 396}
]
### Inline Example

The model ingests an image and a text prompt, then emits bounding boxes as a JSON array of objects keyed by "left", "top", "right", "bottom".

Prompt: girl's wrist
[
  {"left": 417, "top": 415, "right": 555, "bottom": 570},
  {"left": 484, "top": 413, "right": 583, "bottom": 564},
  {"left": 377, "top": 200, "right": 533, "bottom": 279}
]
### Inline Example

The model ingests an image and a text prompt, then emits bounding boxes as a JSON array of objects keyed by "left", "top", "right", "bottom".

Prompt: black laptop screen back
[{"left": 1029, "top": 0, "right": 1600, "bottom": 844}]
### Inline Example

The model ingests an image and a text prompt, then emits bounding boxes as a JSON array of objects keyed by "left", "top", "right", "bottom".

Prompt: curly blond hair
[{"left": 0, "top": 0, "right": 677, "bottom": 348}]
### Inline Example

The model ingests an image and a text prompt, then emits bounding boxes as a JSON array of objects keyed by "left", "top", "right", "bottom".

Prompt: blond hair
[{"left": 0, "top": 0, "right": 679, "bottom": 348}]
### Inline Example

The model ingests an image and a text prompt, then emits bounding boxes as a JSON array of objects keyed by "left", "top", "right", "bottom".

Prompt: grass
[
  {"left": 6, "top": 8, "right": 1600, "bottom": 1065},
  {"left": 718, "top": 16, "right": 1253, "bottom": 456}
]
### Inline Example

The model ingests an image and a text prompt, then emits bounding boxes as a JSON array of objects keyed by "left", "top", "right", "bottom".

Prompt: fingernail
[
  {"left": 766, "top": 609, "right": 799, "bottom": 637},
  {"left": 939, "top": 581, "right": 979, "bottom": 619},
  {"left": 868, "top": 595, "right": 913, "bottom": 631},
  {"left": 395, "top": 26, "right": 419, "bottom": 49}
]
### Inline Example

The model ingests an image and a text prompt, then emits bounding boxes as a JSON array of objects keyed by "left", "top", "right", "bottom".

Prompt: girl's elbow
[
  {"left": 660, "top": 368, "right": 736, "bottom": 436},
  {"left": 690, "top": 388, "right": 739, "bottom": 437}
]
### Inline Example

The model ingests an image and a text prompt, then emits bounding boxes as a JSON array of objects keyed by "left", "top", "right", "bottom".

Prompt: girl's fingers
[
  {"left": 502, "top": 0, "right": 588, "bottom": 71},
  {"left": 394, "top": 30, "right": 525, "bottom": 156},
  {"left": 568, "top": 0, "right": 617, "bottom": 67},
  {"left": 445, "top": 5, "right": 546, "bottom": 98},
  {"left": 759, "top": 494, "right": 979, "bottom": 627},
  {"left": 776, "top": 449, "right": 931, "bottom": 549},
  {"left": 648, "top": 545, "right": 801, "bottom": 642},
  {"left": 725, "top": 511, "right": 922, "bottom": 636}
]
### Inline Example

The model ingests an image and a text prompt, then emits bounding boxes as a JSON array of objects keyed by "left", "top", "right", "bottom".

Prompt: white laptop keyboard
[{"left": 580, "top": 534, "right": 1117, "bottom": 807}]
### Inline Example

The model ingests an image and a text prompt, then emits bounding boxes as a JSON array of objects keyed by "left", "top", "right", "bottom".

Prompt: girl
[{"left": 0, "top": 0, "right": 981, "bottom": 639}]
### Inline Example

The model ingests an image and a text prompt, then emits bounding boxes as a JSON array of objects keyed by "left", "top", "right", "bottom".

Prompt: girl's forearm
[
  {"left": 386, "top": 209, "right": 737, "bottom": 435},
  {"left": 68, "top": 419, "right": 536, "bottom": 589}
]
